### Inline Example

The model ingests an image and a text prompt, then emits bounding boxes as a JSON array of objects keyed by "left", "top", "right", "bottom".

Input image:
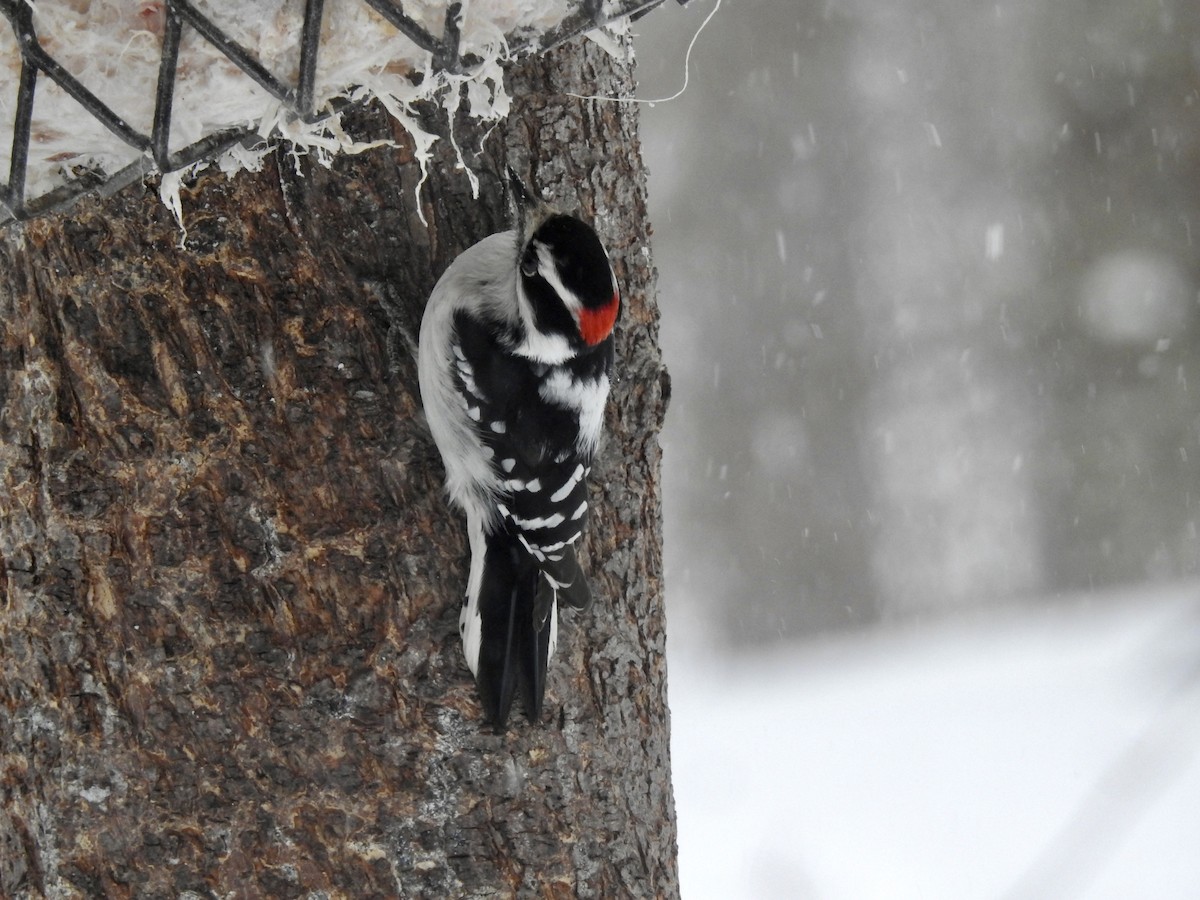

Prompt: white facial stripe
[
  {"left": 513, "top": 277, "right": 575, "bottom": 364},
  {"left": 535, "top": 241, "right": 583, "bottom": 315}
]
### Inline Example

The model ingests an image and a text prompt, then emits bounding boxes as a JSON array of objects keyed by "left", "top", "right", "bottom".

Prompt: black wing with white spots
[
  {"left": 448, "top": 310, "right": 612, "bottom": 726},
  {"left": 451, "top": 309, "right": 610, "bottom": 583}
]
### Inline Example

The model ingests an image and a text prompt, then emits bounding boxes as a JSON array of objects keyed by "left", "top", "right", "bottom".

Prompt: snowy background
[{"left": 633, "top": 1, "right": 1200, "bottom": 896}]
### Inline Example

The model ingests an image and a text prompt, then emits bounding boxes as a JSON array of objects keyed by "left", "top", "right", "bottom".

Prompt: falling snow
[{"left": 636, "top": 0, "right": 1200, "bottom": 891}]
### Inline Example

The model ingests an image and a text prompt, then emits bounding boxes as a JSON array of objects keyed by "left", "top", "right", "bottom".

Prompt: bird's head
[{"left": 508, "top": 168, "right": 621, "bottom": 357}]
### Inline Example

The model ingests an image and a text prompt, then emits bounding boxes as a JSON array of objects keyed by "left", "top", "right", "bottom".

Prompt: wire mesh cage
[{"left": 0, "top": 0, "right": 680, "bottom": 227}]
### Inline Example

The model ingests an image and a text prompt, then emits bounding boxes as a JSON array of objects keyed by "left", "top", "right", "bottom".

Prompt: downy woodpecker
[{"left": 418, "top": 171, "right": 620, "bottom": 729}]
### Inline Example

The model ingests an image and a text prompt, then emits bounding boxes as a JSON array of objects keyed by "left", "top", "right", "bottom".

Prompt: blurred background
[{"left": 632, "top": 0, "right": 1200, "bottom": 896}]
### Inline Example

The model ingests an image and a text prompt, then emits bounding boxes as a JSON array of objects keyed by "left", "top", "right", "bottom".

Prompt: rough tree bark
[{"left": 0, "top": 34, "right": 676, "bottom": 899}]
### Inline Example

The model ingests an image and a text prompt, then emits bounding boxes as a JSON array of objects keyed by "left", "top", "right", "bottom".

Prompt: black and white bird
[{"left": 418, "top": 171, "right": 620, "bottom": 729}]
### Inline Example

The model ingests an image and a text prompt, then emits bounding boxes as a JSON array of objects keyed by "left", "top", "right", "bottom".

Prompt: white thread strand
[{"left": 566, "top": 0, "right": 722, "bottom": 106}]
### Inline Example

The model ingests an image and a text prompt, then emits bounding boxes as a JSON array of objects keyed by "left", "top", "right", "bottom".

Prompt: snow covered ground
[{"left": 668, "top": 582, "right": 1200, "bottom": 899}]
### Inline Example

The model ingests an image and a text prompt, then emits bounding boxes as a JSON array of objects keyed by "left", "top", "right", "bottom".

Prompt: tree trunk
[{"left": 0, "top": 35, "right": 676, "bottom": 899}]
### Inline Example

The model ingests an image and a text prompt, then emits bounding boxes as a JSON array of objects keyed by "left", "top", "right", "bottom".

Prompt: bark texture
[{"left": 0, "top": 36, "right": 676, "bottom": 899}]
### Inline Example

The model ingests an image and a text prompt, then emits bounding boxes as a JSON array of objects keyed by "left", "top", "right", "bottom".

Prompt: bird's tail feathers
[
  {"left": 468, "top": 529, "right": 572, "bottom": 730},
  {"left": 472, "top": 532, "right": 521, "bottom": 729}
]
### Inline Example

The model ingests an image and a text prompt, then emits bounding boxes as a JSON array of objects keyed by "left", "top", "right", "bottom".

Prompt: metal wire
[{"left": 0, "top": 0, "right": 681, "bottom": 227}]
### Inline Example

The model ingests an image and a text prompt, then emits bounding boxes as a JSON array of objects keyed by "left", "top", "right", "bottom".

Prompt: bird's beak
[{"left": 507, "top": 166, "right": 553, "bottom": 249}]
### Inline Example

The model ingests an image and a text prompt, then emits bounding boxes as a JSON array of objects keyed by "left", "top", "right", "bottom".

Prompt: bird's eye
[{"left": 520, "top": 253, "right": 538, "bottom": 277}]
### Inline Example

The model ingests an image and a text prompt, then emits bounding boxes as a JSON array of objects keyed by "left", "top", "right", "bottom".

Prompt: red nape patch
[{"left": 579, "top": 292, "right": 620, "bottom": 346}]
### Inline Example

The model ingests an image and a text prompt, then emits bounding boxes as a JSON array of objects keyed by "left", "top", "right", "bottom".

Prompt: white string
[{"left": 566, "top": 0, "right": 722, "bottom": 106}]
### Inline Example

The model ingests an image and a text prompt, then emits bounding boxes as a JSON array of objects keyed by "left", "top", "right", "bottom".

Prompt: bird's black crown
[{"left": 524, "top": 215, "right": 615, "bottom": 311}]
